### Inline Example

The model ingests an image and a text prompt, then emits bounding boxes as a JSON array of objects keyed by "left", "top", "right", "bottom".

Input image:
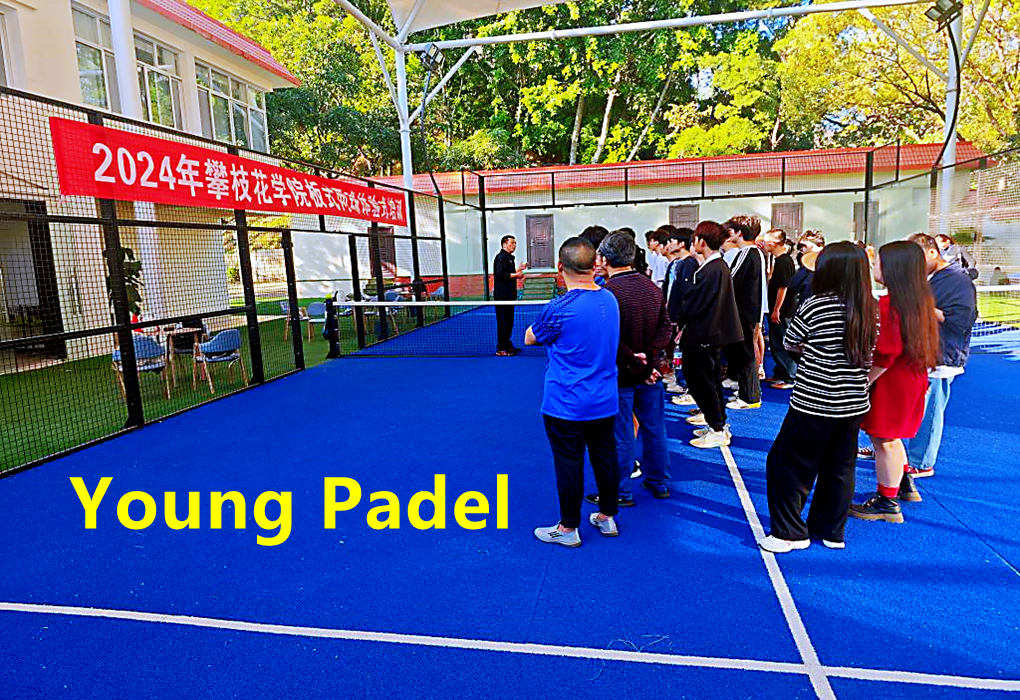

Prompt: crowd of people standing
[{"left": 508, "top": 218, "right": 977, "bottom": 551}]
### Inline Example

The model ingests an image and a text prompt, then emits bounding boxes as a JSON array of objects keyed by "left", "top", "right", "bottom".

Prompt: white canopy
[{"left": 385, "top": 0, "right": 564, "bottom": 35}]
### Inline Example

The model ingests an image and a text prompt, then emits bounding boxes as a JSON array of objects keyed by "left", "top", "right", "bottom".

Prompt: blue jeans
[
  {"left": 768, "top": 317, "right": 797, "bottom": 381},
  {"left": 905, "top": 376, "right": 954, "bottom": 471},
  {"left": 616, "top": 383, "right": 669, "bottom": 497}
]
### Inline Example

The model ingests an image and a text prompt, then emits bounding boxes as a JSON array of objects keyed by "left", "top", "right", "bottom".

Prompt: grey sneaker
[
  {"left": 534, "top": 523, "right": 581, "bottom": 547},
  {"left": 588, "top": 513, "right": 619, "bottom": 537}
]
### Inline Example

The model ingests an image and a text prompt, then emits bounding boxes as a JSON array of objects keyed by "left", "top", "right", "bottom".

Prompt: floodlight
[
  {"left": 924, "top": 0, "right": 962, "bottom": 30},
  {"left": 421, "top": 43, "right": 445, "bottom": 74}
]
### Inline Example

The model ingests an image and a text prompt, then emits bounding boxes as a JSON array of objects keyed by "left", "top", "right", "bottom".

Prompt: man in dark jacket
[
  {"left": 678, "top": 221, "right": 744, "bottom": 448},
  {"left": 492, "top": 235, "right": 528, "bottom": 355},
  {"left": 586, "top": 231, "right": 673, "bottom": 506},
  {"left": 906, "top": 234, "right": 978, "bottom": 478},
  {"left": 723, "top": 216, "right": 766, "bottom": 410}
]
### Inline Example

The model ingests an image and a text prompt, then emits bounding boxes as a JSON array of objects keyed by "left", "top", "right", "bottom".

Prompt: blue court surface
[{"left": 1, "top": 314, "right": 1018, "bottom": 698}]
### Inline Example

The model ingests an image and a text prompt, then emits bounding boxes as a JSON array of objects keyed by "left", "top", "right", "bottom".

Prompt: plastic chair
[
  {"left": 194, "top": 329, "right": 247, "bottom": 394},
  {"left": 280, "top": 301, "right": 308, "bottom": 340},
  {"left": 112, "top": 334, "right": 170, "bottom": 399},
  {"left": 306, "top": 301, "right": 327, "bottom": 340}
]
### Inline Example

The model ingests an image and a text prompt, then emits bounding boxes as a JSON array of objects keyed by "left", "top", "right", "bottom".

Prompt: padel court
[{"left": 0, "top": 307, "right": 1018, "bottom": 699}]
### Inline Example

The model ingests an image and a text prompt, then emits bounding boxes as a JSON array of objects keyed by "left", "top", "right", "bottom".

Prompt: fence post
[
  {"left": 280, "top": 229, "right": 305, "bottom": 370},
  {"left": 550, "top": 171, "right": 556, "bottom": 207},
  {"left": 348, "top": 233, "right": 366, "bottom": 348},
  {"left": 226, "top": 146, "right": 264, "bottom": 384},
  {"left": 781, "top": 157, "right": 787, "bottom": 194},
  {"left": 863, "top": 150, "right": 875, "bottom": 244},
  {"left": 624, "top": 167, "right": 629, "bottom": 203},
  {"left": 407, "top": 190, "right": 424, "bottom": 328},
  {"left": 93, "top": 112, "right": 145, "bottom": 428},
  {"left": 367, "top": 182, "right": 389, "bottom": 339},
  {"left": 700, "top": 162, "right": 706, "bottom": 198},
  {"left": 479, "top": 175, "right": 490, "bottom": 301},
  {"left": 438, "top": 196, "right": 451, "bottom": 317}
]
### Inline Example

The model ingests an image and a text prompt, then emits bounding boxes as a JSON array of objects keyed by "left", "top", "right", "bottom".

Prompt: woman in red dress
[{"left": 852, "top": 241, "right": 940, "bottom": 524}]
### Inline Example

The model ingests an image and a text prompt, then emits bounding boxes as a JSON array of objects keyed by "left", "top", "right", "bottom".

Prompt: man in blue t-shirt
[{"left": 526, "top": 236, "right": 621, "bottom": 547}]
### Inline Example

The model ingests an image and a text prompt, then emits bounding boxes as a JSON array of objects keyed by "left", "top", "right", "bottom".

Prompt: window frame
[
  {"left": 134, "top": 32, "right": 182, "bottom": 129},
  {"left": 0, "top": 14, "right": 9, "bottom": 87},
  {"left": 70, "top": 3, "right": 118, "bottom": 111},
  {"left": 195, "top": 60, "right": 268, "bottom": 150}
]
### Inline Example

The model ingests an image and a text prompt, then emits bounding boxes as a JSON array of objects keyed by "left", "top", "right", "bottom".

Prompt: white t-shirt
[{"left": 647, "top": 251, "right": 668, "bottom": 285}]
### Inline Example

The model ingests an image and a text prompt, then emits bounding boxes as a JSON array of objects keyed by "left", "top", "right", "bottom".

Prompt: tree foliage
[{"left": 190, "top": 0, "right": 1018, "bottom": 174}]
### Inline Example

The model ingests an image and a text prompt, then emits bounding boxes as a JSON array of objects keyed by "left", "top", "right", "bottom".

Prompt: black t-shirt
[
  {"left": 493, "top": 249, "right": 517, "bottom": 300},
  {"left": 767, "top": 252, "right": 795, "bottom": 317},
  {"left": 786, "top": 266, "right": 813, "bottom": 317}
]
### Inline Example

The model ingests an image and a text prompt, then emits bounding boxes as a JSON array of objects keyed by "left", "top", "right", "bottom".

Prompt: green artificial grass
[{"left": 0, "top": 308, "right": 456, "bottom": 472}]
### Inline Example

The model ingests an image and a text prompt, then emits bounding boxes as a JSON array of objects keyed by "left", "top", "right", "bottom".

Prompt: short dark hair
[
  {"left": 645, "top": 229, "right": 669, "bottom": 245},
  {"left": 559, "top": 236, "right": 596, "bottom": 273},
  {"left": 614, "top": 227, "right": 637, "bottom": 239},
  {"left": 579, "top": 225, "right": 610, "bottom": 249},
  {"left": 667, "top": 227, "right": 693, "bottom": 250},
  {"left": 694, "top": 220, "right": 728, "bottom": 251},
  {"left": 766, "top": 228, "right": 788, "bottom": 245},
  {"left": 724, "top": 216, "right": 756, "bottom": 242},
  {"left": 909, "top": 233, "right": 939, "bottom": 253},
  {"left": 500, "top": 235, "right": 515, "bottom": 246},
  {"left": 598, "top": 232, "right": 636, "bottom": 268}
]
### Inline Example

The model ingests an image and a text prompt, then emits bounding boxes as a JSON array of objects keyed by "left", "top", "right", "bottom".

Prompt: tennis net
[
  {"left": 332, "top": 300, "right": 553, "bottom": 357},
  {"left": 972, "top": 285, "right": 1020, "bottom": 354}
]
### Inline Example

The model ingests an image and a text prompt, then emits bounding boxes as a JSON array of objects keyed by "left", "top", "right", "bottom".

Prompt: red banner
[{"left": 48, "top": 117, "right": 407, "bottom": 226}]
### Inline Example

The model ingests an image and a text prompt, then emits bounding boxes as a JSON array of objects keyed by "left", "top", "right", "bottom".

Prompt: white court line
[
  {"left": 1, "top": 601, "right": 1018, "bottom": 691},
  {"left": 719, "top": 444, "right": 836, "bottom": 699}
]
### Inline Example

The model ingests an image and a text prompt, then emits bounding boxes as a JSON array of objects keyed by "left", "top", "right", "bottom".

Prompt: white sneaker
[
  {"left": 757, "top": 535, "right": 810, "bottom": 553},
  {"left": 690, "top": 429, "right": 730, "bottom": 448},
  {"left": 685, "top": 412, "right": 707, "bottom": 426},
  {"left": 671, "top": 393, "right": 697, "bottom": 406},
  {"left": 822, "top": 539, "right": 845, "bottom": 550},
  {"left": 533, "top": 523, "right": 581, "bottom": 547},
  {"left": 694, "top": 424, "right": 730, "bottom": 437},
  {"left": 588, "top": 512, "right": 619, "bottom": 537},
  {"left": 665, "top": 382, "right": 685, "bottom": 394},
  {"left": 722, "top": 378, "right": 738, "bottom": 390},
  {"left": 727, "top": 398, "right": 761, "bottom": 410}
]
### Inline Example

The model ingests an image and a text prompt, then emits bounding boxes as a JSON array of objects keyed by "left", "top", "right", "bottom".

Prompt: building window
[
  {"left": 0, "top": 15, "right": 9, "bottom": 86},
  {"left": 196, "top": 62, "right": 267, "bottom": 150},
  {"left": 135, "top": 35, "right": 181, "bottom": 128},
  {"left": 71, "top": 5, "right": 120, "bottom": 111}
]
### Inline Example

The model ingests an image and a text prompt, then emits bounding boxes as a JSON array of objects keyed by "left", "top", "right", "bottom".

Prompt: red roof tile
[
  {"left": 137, "top": 0, "right": 300, "bottom": 86},
  {"left": 377, "top": 142, "right": 985, "bottom": 196}
]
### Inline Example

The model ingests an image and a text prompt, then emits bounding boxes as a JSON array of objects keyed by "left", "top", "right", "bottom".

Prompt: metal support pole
[
  {"left": 863, "top": 150, "right": 874, "bottom": 244},
  {"left": 93, "top": 111, "right": 144, "bottom": 428},
  {"left": 437, "top": 197, "right": 452, "bottom": 317},
  {"left": 395, "top": 49, "right": 414, "bottom": 192},
  {"left": 281, "top": 229, "right": 305, "bottom": 370},
  {"left": 938, "top": 15, "right": 962, "bottom": 238},
  {"left": 550, "top": 172, "right": 556, "bottom": 207},
  {"left": 348, "top": 234, "right": 367, "bottom": 349},
  {"left": 781, "top": 158, "right": 787, "bottom": 194},
  {"left": 479, "top": 175, "right": 490, "bottom": 301},
  {"left": 233, "top": 209, "right": 264, "bottom": 384},
  {"left": 700, "top": 162, "right": 706, "bottom": 198},
  {"left": 623, "top": 167, "right": 629, "bottom": 203},
  {"left": 407, "top": 191, "right": 424, "bottom": 328}
]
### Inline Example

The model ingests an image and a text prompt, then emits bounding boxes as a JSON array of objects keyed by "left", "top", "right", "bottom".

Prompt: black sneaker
[
  {"left": 642, "top": 481, "right": 669, "bottom": 499},
  {"left": 898, "top": 473, "right": 922, "bottom": 503},
  {"left": 585, "top": 492, "right": 635, "bottom": 507},
  {"left": 850, "top": 494, "right": 904, "bottom": 523}
]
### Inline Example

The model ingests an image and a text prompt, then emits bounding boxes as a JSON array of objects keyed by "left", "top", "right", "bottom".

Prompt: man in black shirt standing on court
[{"left": 493, "top": 235, "right": 528, "bottom": 355}]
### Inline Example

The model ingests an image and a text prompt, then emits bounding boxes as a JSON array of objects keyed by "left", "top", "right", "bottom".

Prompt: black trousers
[
  {"left": 766, "top": 408, "right": 861, "bottom": 542},
  {"left": 724, "top": 321, "right": 761, "bottom": 404},
  {"left": 543, "top": 414, "right": 619, "bottom": 528},
  {"left": 495, "top": 304, "right": 515, "bottom": 351},
  {"left": 682, "top": 345, "right": 727, "bottom": 431}
]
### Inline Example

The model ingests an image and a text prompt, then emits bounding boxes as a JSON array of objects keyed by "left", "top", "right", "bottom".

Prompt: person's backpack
[{"left": 633, "top": 246, "right": 649, "bottom": 275}]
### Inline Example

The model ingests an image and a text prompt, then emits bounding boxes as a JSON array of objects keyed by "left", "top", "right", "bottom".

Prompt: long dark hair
[
  {"left": 812, "top": 241, "right": 878, "bottom": 368},
  {"left": 879, "top": 241, "right": 939, "bottom": 368}
]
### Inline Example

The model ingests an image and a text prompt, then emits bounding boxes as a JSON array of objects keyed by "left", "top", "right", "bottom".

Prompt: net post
[
  {"left": 281, "top": 229, "right": 305, "bottom": 370},
  {"left": 367, "top": 183, "right": 389, "bottom": 339},
  {"left": 479, "top": 175, "right": 490, "bottom": 301},
  {"left": 92, "top": 113, "right": 145, "bottom": 429},
  {"left": 228, "top": 145, "right": 264, "bottom": 385},
  {"left": 407, "top": 190, "right": 424, "bottom": 328},
  {"left": 348, "top": 233, "right": 367, "bottom": 349},
  {"left": 438, "top": 195, "right": 451, "bottom": 318},
  {"left": 863, "top": 150, "right": 874, "bottom": 244}
]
